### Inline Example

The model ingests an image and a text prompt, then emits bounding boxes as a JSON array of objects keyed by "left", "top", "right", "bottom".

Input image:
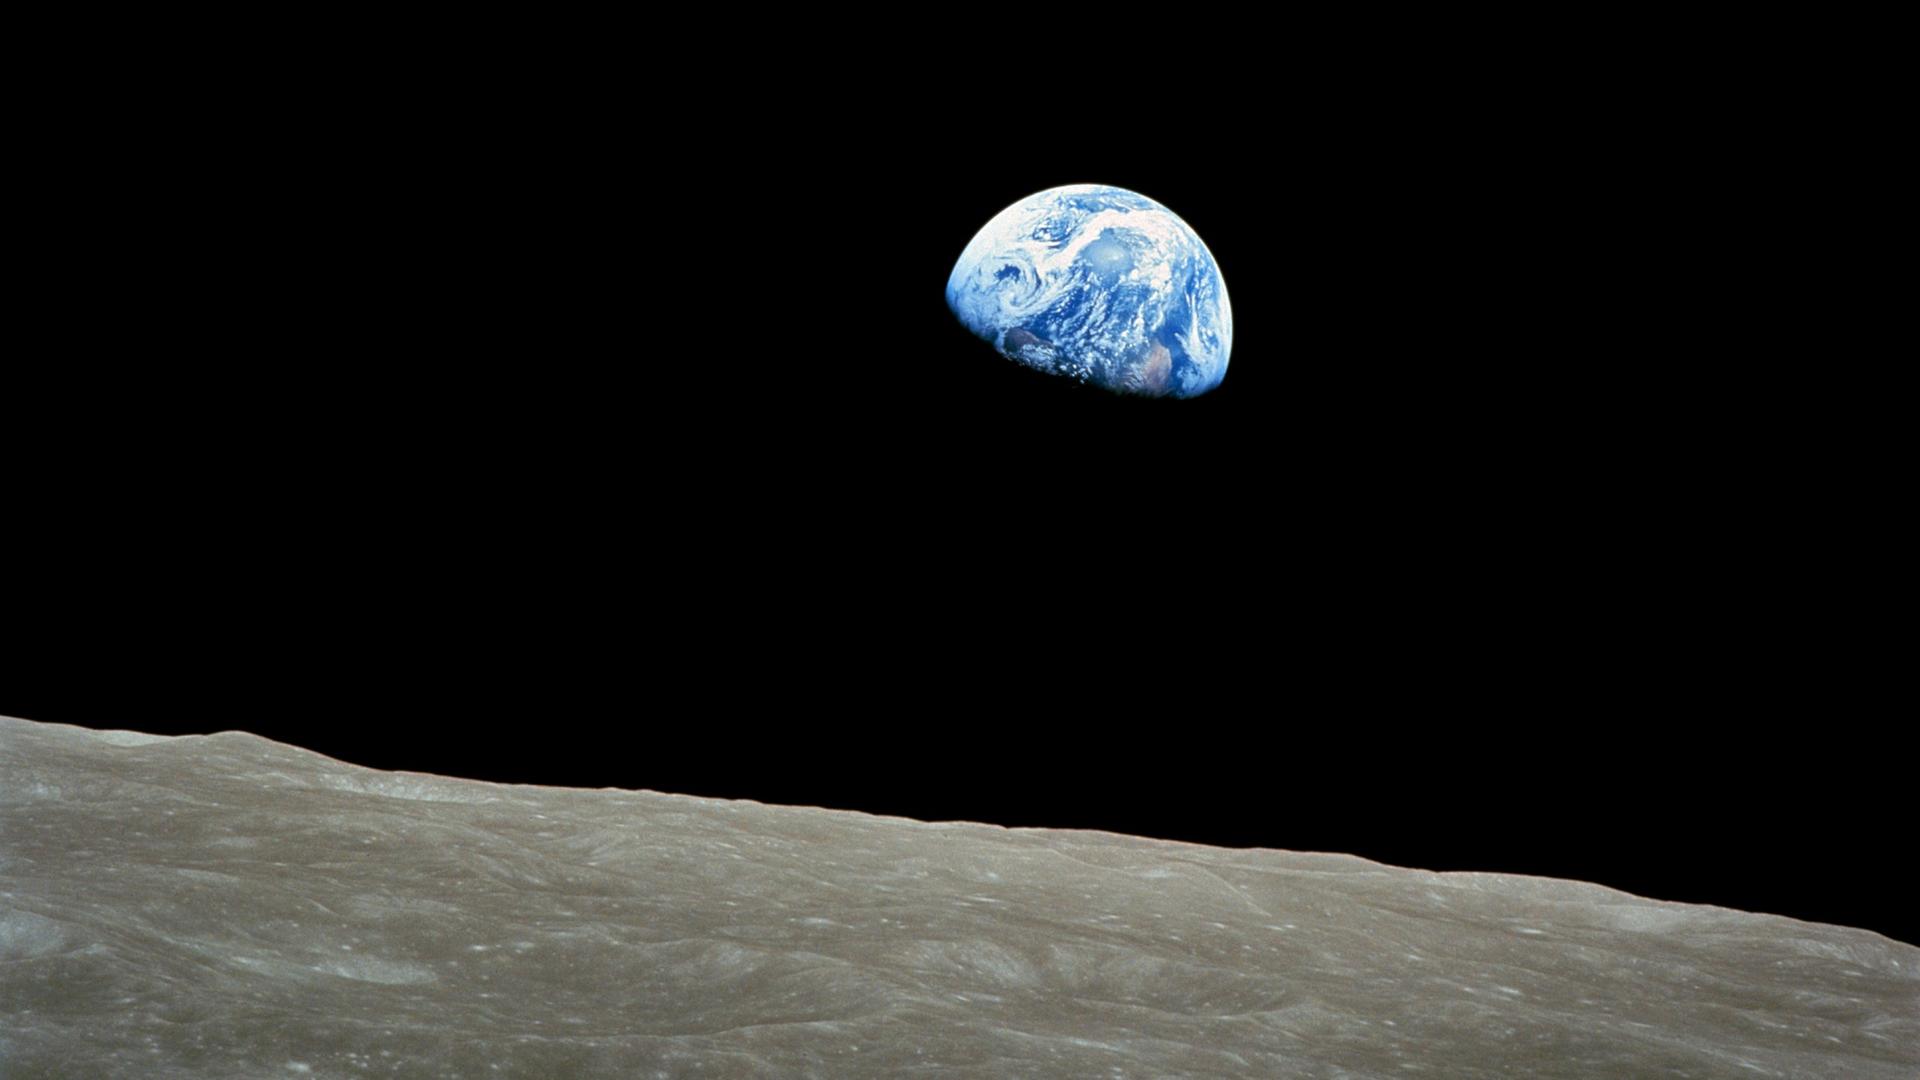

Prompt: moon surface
[{"left": 2, "top": 716, "right": 1914, "bottom": 1078}]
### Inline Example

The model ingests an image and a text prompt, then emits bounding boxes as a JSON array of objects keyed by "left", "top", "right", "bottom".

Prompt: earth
[{"left": 946, "top": 184, "right": 1232, "bottom": 398}]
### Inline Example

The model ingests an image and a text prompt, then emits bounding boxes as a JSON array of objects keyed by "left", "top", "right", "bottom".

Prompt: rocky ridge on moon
[{"left": 1, "top": 715, "right": 1914, "bottom": 1079}]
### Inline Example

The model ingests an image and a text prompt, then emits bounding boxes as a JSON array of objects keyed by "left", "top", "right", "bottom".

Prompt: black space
[{"left": 5, "top": 31, "right": 1906, "bottom": 947}]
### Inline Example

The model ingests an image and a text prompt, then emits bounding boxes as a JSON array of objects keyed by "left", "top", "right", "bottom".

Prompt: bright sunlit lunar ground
[{"left": 1, "top": 716, "right": 1914, "bottom": 1079}]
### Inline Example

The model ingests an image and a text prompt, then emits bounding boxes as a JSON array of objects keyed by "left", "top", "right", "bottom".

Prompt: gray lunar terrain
[{"left": 1, "top": 716, "right": 1913, "bottom": 1079}]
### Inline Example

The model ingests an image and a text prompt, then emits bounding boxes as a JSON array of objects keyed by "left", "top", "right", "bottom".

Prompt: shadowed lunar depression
[{"left": 1, "top": 716, "right": 1914, "bottom": 1078}]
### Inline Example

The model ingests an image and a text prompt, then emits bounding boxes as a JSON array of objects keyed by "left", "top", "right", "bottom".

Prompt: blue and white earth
[{"left": 947, "top": 184, "right": 1232, "bottom": 398}]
